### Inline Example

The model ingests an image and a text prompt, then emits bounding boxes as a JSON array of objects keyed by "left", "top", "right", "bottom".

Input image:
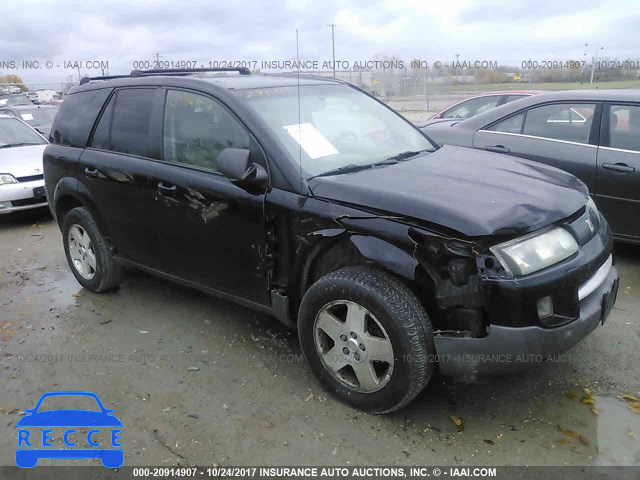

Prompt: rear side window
[
  {"left": 49, "top": 88, "right": 111, "bottom": 147},
  {"left": 443, "top": 96, "right": 501, "bottom": 119},
  {"left": 90, "top": 94, "right": 115, "bottom": 151}
]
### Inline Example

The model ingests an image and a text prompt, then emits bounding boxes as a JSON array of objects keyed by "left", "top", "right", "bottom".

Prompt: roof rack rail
[
  {"left": 131, "top": 67, "right": 251, "bottom": 76},
  {"left": 79, "top": 67, "right": 251, "bottom": 86},
  {"left": 266, "top": 72, "right": 346, "bottom": 83},
  {"left": 79, "top": 74, "right": 131, "bottom": 85}
]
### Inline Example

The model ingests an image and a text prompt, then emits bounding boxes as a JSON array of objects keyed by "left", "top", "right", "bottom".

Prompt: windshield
[
  {"left": 16, "top": 108, "right": 58, "bottom": 126},
  {"left": 36, "top": 394, "right": 102, "bottom": 412},
  {"left": 0, "top": 117, "right": 47, "bottom": 147},
  {"left": 235, "top": 84, "right": 435, "bottom": 177},
  {"left": 0, "top": 95, "right": 33, "bottom": 106}
]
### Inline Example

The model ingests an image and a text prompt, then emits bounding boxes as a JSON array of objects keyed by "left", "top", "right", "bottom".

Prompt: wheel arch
[
  {"left": 292, "top": 227, "right": 445, "bottom": 332},
  {"left": 53, "top": 179, "right": 113, "bottom": 246},
  {"left": 298, "top": 233, "right": 429, "bottom": 305}
]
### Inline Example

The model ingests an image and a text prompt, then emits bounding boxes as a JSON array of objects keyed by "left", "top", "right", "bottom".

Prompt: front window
[
  {"left": 522, "top": 103, "right": 596, "bottom": 143},
  {"left": 235, "top": 84, "right": 435, "bottom": 177},
  {"left": 163, "top": 89, "right": 250, "bottom": 171},
  {"left": 0, "top": 117, "right": 47, "bottom": 147}
]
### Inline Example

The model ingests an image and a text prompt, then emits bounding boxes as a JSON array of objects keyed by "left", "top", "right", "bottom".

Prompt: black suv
[{"left": 44, "top": 68, "right": 619, "bottom": 413}]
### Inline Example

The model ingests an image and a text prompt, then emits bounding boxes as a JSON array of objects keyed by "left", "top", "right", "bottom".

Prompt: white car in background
[
  {"left": 25, "top": 92, "right": 40, "bottom": 103},
  {"left": 0, "top": 114, "right": 49, "bottom": 214}
]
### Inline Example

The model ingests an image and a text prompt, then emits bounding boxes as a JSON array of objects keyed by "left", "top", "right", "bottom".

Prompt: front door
[
  {"left": 595, "top": 103, "right": 640, "bottom": 240},
  {"left": 150, "top": 88, "right": 270, "bottom": 306}
]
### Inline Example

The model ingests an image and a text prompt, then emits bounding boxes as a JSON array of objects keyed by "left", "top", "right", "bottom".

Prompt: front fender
[{"left": 348, "top": 235, "right": 419, "bottom": 282}]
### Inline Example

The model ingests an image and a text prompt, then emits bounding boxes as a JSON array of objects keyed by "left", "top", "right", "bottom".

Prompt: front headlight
[
  {"left": 0, "top": 174, "right": 18, "bottom": 185},
  {"left": 489, "top": 226, "right": 578, "bottom": 277}
]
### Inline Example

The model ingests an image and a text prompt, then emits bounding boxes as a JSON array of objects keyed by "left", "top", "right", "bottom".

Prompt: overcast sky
[{"left": 1, "top": 0, "right": 639, "bottom": 88}]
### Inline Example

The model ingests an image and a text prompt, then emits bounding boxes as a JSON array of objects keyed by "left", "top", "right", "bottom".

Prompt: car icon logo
[
  {"left": 15, "top": 391, "right": 123, "bottom": 468},
  {"left": 585, "top": 217, "right": 595, "bottom": 233}
]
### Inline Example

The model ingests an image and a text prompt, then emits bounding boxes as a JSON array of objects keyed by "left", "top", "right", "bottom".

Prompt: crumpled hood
[
  {"left": 0, "top": 144, "right": 46, "bottom": 178},
  {"left": 308, "top": 145, "right": 588, "bottom": 237}
]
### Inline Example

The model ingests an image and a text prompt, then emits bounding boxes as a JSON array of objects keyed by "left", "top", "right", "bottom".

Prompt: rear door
[
  {"left": 44, "top": 88, "right": 113, "bottom": 208},
  {"left": 473, "top": 102, "right": 600, "bottom": 192},
  {"left": 80, "top": 87, "right": 164, "bottom": 265},
  {"left": 595, "top": 103, "right": 640, "bottom": 240},
  {"left": 150, "top": 88, "right": 270, "bottom": 305}
]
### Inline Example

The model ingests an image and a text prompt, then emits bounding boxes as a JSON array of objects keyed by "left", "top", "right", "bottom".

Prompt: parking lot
[{"left": 1, "top": 206, "right": 639, "bottom": 467}]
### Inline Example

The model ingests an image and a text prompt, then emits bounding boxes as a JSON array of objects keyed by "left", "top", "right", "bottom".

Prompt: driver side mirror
[{"left": 218, "top": 148, "right": 268, "bottom": 188}]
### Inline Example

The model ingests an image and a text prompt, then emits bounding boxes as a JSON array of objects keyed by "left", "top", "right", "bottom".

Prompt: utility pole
[
  {"left": 328, "top": 24, "right": 336, "bottom": 79},
  {"left": 424, "top": 64, "right": 430, "bottom": 112},
  {"left": 589, "top": 44, "right": 603, "bottom": 84}
]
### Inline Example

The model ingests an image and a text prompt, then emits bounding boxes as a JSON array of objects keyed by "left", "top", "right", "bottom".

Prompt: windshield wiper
[
  {"left": 307, "top": 149, "right": 433, "bottom": 180},
  {"left": 0, "top": 142, "right": 39, "bottom": 148},
  {"left": 308, "top": 160, "right": 402, "bottom": 180},
  {"left": 384, "top": 149, "right": 431, "bottom": 162}
]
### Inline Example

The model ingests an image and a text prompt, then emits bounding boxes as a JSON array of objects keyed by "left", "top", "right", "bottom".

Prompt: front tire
[
  {"left": 298, "top": 266, "right": 435, "bottom": 413},
  {"left": 62, "top": 206, "right": 122, "bottom": 292}
]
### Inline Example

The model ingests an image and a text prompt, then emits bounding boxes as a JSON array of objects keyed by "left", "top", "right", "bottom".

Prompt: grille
[
  {"left": 11, "top": 197, "right": 47, "bottom": 207},
  {"left": 17, "top": 174, "right": 44, "bottom": 183}
]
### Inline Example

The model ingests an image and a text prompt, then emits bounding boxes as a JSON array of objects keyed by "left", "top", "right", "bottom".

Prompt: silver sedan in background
[{"left": 0, "top": 114, "right": 49, "bottom": 214}]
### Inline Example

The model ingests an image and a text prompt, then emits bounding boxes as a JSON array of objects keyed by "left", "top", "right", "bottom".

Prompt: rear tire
[
  {"left": 298, "top": 266, "right": 435, "bottom": 413},
  {"left": 62, "top": 206, "right": 122, "bottom": 292}
]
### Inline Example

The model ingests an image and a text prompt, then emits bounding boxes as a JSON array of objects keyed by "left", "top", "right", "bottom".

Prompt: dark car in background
[
  {"left": 0, "top": 104, "right": 59, "bottom": 137},
  {"left": 422, "top": 90, "right": 640, "bottom": 243},
  {"left": 418, "top": 90, "right": 543, "bottom": 127},
  {"left": 0, "top": 94, "right": 34, "bottom": 107},
  {"left": 44, "top": 69, "right": 618, "bottom": 413}
]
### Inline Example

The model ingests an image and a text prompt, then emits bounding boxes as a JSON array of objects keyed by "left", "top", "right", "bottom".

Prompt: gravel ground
[{"left": 1, "top": 209, "right": 639, "bottom": 470}]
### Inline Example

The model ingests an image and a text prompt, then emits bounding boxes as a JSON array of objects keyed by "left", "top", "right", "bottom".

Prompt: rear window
[{"left": 49, "top": 88, "right": 112, "bottom": 147}]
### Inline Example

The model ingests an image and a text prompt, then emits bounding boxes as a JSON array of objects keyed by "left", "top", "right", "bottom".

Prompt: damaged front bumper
[{"left": 434, "top": 259, "right": 619, "bottom": 380}]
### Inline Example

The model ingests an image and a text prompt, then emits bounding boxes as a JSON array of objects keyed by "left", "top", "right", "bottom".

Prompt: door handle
[
  {"left": 84, "top": 166, "right": 99, "bottom": 178},
  {"left": 484, "top": 145, "right": 511, "bottom": 154},
  {"left": 157, "top": 182, "right": 177, "bottom": 196},
  {"left": 602, "top": 162, "right": 635, "bottom": 173}
]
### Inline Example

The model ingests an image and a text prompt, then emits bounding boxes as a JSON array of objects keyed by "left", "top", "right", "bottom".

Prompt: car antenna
[{"left": 296, "top": 29, "right": 303, "bottom": 193}]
